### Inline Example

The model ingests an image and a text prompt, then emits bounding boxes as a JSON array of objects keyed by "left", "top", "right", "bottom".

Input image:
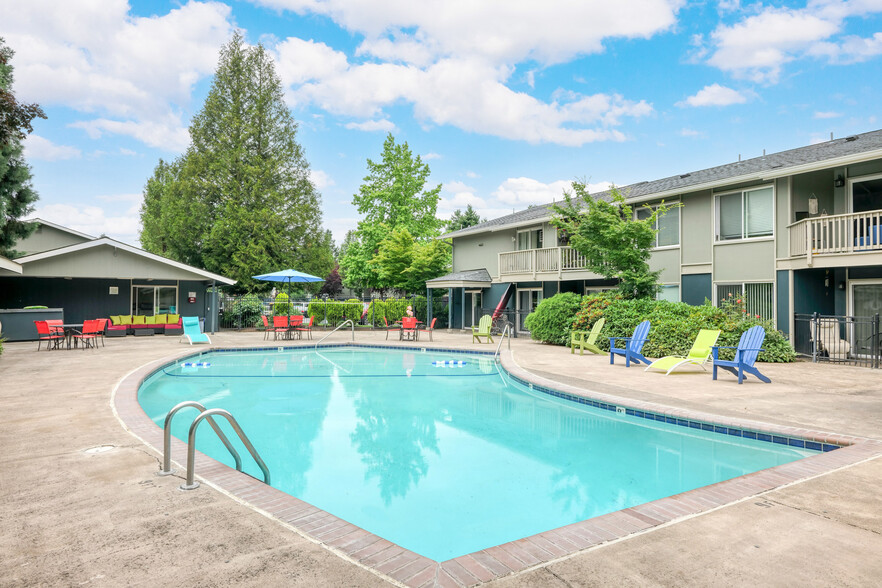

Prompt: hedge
[{"left": 527, "top": 292, "right": 796, "bottom": 363}]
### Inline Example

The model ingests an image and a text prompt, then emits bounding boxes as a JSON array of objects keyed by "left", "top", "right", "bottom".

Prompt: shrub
[
  {"left": 273, "top": 292, "right": 291, "bottom": 316},
  {"left": 227, "top": 293, "right": 264, "bottom": 328},
  {"left": 524, "top": 292, "right": 584, "bottom": 345},
  {"left": 565, "top": 294, "right": 795, "bottom": 362}
]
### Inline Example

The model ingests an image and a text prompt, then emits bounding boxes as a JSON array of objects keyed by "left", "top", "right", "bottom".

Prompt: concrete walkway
[{"left": 1, "top": 329, "right": 880, "bottom": 586}]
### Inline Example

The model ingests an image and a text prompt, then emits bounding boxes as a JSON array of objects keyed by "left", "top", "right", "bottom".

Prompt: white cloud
[
  {"left": 0, "top": 0, "right": 233, "bottom": 149},
  {"left": 23, "top": 135, "right": 82, "bottom": 161},
  {"left": 493, "top": 178, "right": 572, "bottom": 206},
  {"left": 309, "top": 169, "right": 335, "bottom": 189},
  {"left": 254, "top": 0, "right": 684, "bottom": 66},
  {"left": 677, "top": 84, "right": 748, "bottom": 107},
  {"left": 423, "top": 152, "right": 442, "bottom": 160},
  {"left": 343, "top": 119, "right": 397, "bottom": 132},
  {"left": 814, "top": 111, "right": 842, "bottom": 119},
  {"left": 705, "top": 1, "right": 882, "bottom": 83},
  {"left": 680, "top": 128, "right": 703, "bottom": 137},
  {"left": 70, "top": 115, "right": 191, "bottom": 151},
  {"left": 33, "top": 201, "right": 141, "bottom": 245}
]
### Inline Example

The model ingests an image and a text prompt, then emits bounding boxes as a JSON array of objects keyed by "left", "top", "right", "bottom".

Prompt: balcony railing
[
  {"left": 498, "top": 246, "right": 588, "bottom": 277},
  {"left": 789, "top": 210, "right": 882, "bottom": 264}
]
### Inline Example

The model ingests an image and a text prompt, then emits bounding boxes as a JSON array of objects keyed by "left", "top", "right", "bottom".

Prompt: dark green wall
[{"left": 776, "top": 270, "right": 789, "bottom": 334}]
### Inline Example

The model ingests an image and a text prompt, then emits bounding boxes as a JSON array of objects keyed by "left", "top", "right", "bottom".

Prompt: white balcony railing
[
  {"left": 498, "top": 246, "right": 588, "bottom": 277},
  {"left": 789, "top": 210, "right": 882, "bottom": 264}
]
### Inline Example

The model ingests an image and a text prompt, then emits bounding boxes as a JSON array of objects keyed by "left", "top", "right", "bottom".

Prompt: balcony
[
  {"left": 789, "top": 210, "right": 882, "bottom": 267},
  {"left": 498, "top": 246, "right": 592, "bottom": 279}
]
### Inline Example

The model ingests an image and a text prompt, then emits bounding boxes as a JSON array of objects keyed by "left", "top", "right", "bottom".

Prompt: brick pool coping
[{"left": 112, "top": 343, "right": 882, "bottom": 588}]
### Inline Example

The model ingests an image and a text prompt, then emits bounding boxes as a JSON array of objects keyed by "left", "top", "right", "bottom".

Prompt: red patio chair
[
  {"left": 272, "top": 315, "right": 289, "bottom": 340},
  {"left": 45, "top": 319, "right": 65, "bottom": 336},
  {"left": 288, "top": 315, "right": 303, "bottom": 339},
  {"left": 34, "top": 320, "right": 64, "bottom": 351},
  {"left": 400, "top": 317, "right": 418, "bottom": 341},
  {"left": 384, "top": 316, "right": 400, "bottom": 340},
  {"left": 296, "top": 316, "right": 314, "bottom": 340},
  {"left": 418, "top": 317, "right": 437, "bottom": 342},
  {"left": 72, "top": 319, "right": 101, "bottom": 349},
  {"left": 94, "top": 318, "right": 108, "bottom": 347},
  {"left": 261, "top": 315, "right": 271, "bottom": 340}
]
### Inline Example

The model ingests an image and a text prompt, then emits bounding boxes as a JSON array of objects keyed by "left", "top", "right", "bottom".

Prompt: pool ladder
[
  {"left": 493, "top": 323, "right": 511, "bottom": 363},
  {"left": 159, "top": 401, "right": 271, "bottom": 490},
  {"left": 314, "top": 319, "right": 355, "bottom": 349}
]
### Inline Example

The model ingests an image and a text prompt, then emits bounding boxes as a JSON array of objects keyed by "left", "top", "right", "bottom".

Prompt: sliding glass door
[{"left": 132, "top": 285, "right": 178, "bottom": 315}]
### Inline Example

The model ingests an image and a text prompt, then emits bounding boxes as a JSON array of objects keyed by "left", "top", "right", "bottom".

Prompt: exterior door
[
  {"left": 850, "top": 281, "right": 882, "bottom": 357},
  {"left": 471, "top": 292, "right": 482, "bottom": 327},
  {"left": 516, "top": 288, "right": 542, "bottom": 332}
]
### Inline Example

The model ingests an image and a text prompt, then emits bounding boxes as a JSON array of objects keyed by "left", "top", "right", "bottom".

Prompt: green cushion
[
  {"left": 132, "top": 315, "right": 146, "bottom": 325},
  {"left": 144, "top": 315, "right": 156, "bottom": 324},
  {"left": 167, "top": 314, "right": 180, "bottom": 324},
  {"left": 119, "top": 315, "right": 132, "bottom": 325},
  {"left": 110, "top": 315, "right": 121, "bottom": 325},
  {"left": 155, "top": 313, "right": 168, "bottom": 324}
]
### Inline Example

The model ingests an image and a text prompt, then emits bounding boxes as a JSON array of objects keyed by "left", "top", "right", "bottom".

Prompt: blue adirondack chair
[
  {"left": 711, "top": 325, "right": 770, "bottom": 384},
  {"left": 609, "top": 320, "right": 651, "bottom": 367}
]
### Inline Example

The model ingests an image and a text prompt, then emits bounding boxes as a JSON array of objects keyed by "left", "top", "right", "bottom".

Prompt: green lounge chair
[
  {"left": 712, "top": 325, "right": 770, "bottom": 384},
  {"left": 645, "top": 329, "right": 721, "bottom": 375},
  {"left": 180, "top": 316, "right": 211, "bottom": 345},
  {"left": 472, "top": 315, "right": 494, "bottom": 344},
  {"left": 570, "top": 317, "right": 605, "bottom": 355}
]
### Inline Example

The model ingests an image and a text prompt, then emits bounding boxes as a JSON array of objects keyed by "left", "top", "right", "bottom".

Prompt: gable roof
[
  {"left": 443, "top": 128, "right": 882, "bottom": 238},
  {"left": 13, "top": 237, "right": 237, "bottom": 285},
  {"left": 426, "top": 268, "right": 492, "bottom": 289},
  {"left": 0, "top": 255, "right": 22, "bottom": 274},
  {"left": 27, "top": 217, "right": 95, "bottom": 240}
]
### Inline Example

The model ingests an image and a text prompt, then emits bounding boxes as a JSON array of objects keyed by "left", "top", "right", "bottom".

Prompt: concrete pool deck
[{"left": 2, "top": 329, "right": 881, "bottom": 586}]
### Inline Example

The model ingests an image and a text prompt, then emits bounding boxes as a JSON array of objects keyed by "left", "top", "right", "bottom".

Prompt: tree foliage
[
  {"left": 319, "top": 264, "right": 343, "bottom": 297},
  {"left": 551, "top": 182, "right": 678, "bottom": 299},
  {"left": 139, "top": 32, "right": 333, "bottom": 291},
  {"left": 0, "top": 37, "right": 46, "bottom": 147},
  {"left": 445, "top": 204, "right": 484, "bottom": 232},
  {"left": 352, "top": 133, "right": 442, "bottom": 239},
  {"left": 340, "top": 134, "right": 449, "bottom": 294},
  {"left": 0, "top": 38, "right": 40, "bottom": 258}
]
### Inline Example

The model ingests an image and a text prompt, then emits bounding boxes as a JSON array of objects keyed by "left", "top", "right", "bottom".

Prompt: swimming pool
[{"left": 138, "top": 346, "right": 822, "bottom": 562}]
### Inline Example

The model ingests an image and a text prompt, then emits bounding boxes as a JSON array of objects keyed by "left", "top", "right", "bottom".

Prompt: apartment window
[
  {"left": 716, "top": 282, "right": 774, "bottom": 320},
  {"left": 636, "top": 203, "right": 680, "bottom": 247},
  {"left": 716, "top": 186, "right": 774, "bottom": 241},
  {"left": 517, "top": 227, "right": 544, "bottom": 250},
  {"left": 656, "top": 284, "right": 680, "bottom": 302}
]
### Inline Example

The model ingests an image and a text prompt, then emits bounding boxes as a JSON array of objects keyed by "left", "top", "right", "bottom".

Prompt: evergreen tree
[
  {"left": 0, "top": 38, "right": 41, "bottom": 258},
  {"left": 140, "top": 32, "right": 332, "bottom": 290},
  {"left": 445, "top": 204, "right": 484, "bottom": 232}
]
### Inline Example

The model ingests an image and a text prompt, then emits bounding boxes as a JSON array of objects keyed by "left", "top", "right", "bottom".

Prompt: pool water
[{"left": 138, "top": 347, "right": 818, "bottom": 561}]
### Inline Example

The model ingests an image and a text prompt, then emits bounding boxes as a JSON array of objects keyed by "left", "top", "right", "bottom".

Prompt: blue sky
[{"left": 2, "top": 0, "right": 881, "bottom": 247}]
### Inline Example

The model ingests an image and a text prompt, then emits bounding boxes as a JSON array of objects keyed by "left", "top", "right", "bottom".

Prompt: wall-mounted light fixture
[
  {"left": 834, "top": 174, "right": 845, "bottom": 188},
  {"left": 839, "top": 281, "right": 846, "bottom": 291}
]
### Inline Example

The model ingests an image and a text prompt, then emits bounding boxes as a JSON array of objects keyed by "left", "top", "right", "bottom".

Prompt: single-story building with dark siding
[{"left": 0, "top": 219, "right": 236, "bottom": 340}]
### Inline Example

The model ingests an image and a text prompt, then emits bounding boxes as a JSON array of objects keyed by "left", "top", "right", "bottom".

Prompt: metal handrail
[
  {"left": 314, "top": 319, "right": 355, "bottom": 349},
  {"left": 181, "top": 408, "right": 271, "bottom": 490},
  {"left": 159, "top": 401, "right": 242, "bottom": 476},
  {"left": 494, "top": 323, "right": 511, "bottom": 363}
]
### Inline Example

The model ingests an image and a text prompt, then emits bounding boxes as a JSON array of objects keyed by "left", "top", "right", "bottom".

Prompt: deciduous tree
[{"left": 551, "top": 181, "right": 677, "bottom": 299}]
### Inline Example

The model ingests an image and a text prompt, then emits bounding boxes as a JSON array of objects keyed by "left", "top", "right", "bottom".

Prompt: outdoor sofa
[{"left": 107, "top": 314, "right": 183, "bottom": 337}]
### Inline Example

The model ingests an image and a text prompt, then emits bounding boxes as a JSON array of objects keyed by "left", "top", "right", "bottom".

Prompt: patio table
[{"left": 62, "top": 324, "right": 83, "bottom": 349}]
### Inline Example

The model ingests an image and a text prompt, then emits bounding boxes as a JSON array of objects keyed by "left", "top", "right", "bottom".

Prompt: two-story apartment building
[{"left": 428, "top": 129, "right": 882, "bottom": 353}]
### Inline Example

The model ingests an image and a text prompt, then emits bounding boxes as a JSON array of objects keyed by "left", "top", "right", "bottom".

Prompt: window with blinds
[
  {"left": 716, "top": 282, "right": 774, "bottom": 320},
  {"left": 716, "top": 186, "right": 774, "bottom": 241},
  {"left": 636, "top": 203, "right": 680, "bottom": 247}
]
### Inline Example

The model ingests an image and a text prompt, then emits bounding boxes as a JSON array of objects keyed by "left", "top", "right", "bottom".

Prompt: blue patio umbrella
[{"left": 252, "top": 269, "right": 324, "bottom": 284}]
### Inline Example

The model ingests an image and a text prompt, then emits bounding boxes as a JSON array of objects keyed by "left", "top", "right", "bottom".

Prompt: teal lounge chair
[
  {"left": 570, "top": 317, "right": 605, "bottom": 355},
  {"left": 712, "top": 325, "right": 770, "bottom": 384},
  {"left": 180, "top": 316, "right": 211, "bottom": 345},
  {"left": 645, "top": 329, "right": 721, "bottom": 375},
  {"left": 609, "top": 320, "right": 651, "bottom": 367}
]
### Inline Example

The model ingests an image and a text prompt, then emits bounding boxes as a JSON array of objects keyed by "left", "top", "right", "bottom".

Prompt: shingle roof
[
  {"left": 442, "top": 128, "right": 882, "bottom": 238},
  {"left": 426, "top": 268, "right": 491, "bottom": 284}
]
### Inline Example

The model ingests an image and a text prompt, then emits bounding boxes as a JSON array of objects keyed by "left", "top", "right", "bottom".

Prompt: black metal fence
[
  {"left": 793, "top": 313, "right": 881, "bottom": 368},
  {"left": 216, "top": 294, "right": 449, "bottom": 331}
]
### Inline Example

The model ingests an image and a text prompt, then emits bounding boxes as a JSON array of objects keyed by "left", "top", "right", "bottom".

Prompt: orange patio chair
[
  {"left": 296, "top": 315, "right": 314, "bottom": 340},
  {"left": 272, "top": 315, "right": 289, "bottom": 340},
  {"left": 73, "top": 319, "right": 101, "bottom": 349},
  {"left": 418, "top": 317, "right": 437, "bottom": 341},
  {"left": 261, "top": 315, "right": 270, "bottom": 340},
  {"left": 400, "top": 317, "right": 418, "bottom": 341}
]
